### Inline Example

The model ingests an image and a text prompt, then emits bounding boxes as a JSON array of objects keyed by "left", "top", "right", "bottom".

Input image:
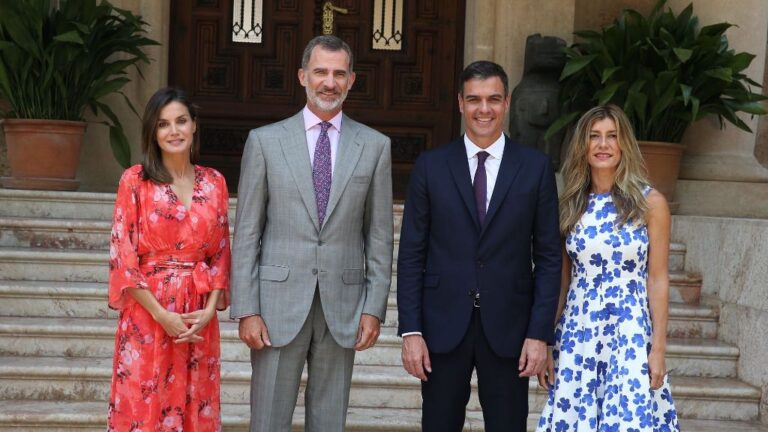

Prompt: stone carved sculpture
[{"left": 509, "top": 34, "right": 567, "bottom": 170}]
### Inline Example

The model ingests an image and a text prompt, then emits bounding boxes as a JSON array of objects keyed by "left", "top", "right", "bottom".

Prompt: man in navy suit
[{"left": 397, "top": 61, "right": 561, "bottom": 431}]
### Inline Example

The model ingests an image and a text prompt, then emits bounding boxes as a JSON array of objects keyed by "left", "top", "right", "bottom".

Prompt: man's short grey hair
[{"left": 301, "top": 35, "right": 354, "bottom": 72}]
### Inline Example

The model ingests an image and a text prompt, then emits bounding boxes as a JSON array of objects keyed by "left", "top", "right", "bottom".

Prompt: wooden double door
[{"left": 168, "top": 0, "right": 466, "bottom": 199}]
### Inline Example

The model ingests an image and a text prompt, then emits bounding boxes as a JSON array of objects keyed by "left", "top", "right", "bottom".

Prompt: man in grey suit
[{"left": 231, "top": 35, "right": 393, "bottom": 432}]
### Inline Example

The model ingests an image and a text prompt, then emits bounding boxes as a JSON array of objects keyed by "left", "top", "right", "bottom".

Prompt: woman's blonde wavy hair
[{"left": 559, "top": 104, "right": 649, "bottom": 235}]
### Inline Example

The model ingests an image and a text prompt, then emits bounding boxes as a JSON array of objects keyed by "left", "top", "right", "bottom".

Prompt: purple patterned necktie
[
  {"left": 313, "top": 121, "right": 332, "bottom": 226},
  {"left": 474, "top": 151, "right": 489, "bottom": 225}
]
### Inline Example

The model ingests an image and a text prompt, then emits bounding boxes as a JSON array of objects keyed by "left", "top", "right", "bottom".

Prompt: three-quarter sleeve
[
  {"left": 108, "top": 167, "right": 148, "bottom": 310},
  {"left": 204, "top": 172, "right": 231, "bottom": 310}
]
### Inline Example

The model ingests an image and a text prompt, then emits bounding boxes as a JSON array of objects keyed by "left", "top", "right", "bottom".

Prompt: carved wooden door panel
[{"left": 169, "top": 0, "right": 465, "bottom": 198}]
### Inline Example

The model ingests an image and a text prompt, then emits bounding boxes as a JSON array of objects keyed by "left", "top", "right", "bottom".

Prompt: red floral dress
[{"left": 107, "top": 165, "right": 231, "bottom": 432}]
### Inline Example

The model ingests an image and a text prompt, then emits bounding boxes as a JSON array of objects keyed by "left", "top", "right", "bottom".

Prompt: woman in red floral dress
[{"left": 107, "top": 87, "right": 231, "bottom": 431}]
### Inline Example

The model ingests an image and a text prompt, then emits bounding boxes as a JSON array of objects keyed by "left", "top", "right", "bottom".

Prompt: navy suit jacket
[{"left": 397, "top": 136, "right": 561, "bottom": 358}]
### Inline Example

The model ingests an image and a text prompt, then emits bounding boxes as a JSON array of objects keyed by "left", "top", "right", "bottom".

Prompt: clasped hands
[
  {"left": 401, "top": 335, "right": 548, "bottom": 381},
  {"left": 155, "top": 307, "right": 217, "bottom": 344},
  {"left": 238, "top": 313, "right": 381, "bottom": 351}
]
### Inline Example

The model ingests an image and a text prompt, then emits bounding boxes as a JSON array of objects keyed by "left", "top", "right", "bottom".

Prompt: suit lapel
[
  {"left": 279, "top": 112, "right": 320, "bottom": 232},
  {"left": 447, "top": 139, "right": 480, "bottom": 229},
  {"left": 324, "top": 115, "right": 364, "bottom": 227},
  {"left": 482, "top": 137, "right": 523, "bottom": 233}
]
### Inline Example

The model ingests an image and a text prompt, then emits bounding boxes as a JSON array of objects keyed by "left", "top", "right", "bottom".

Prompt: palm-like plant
[
  {"left": 547, "top": 0, "right": 766, "bottom": 144},
  {"left": 0, "top": 0, "right": 158, "bottom": 167}
]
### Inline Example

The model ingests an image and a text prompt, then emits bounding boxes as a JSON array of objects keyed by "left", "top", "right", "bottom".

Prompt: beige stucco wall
[
  {"left": 755, "top": 41, "right": 768, "bottom": 169},
  {"left": 671, "top": 0, "right": 768, "bottom": 183},
  {"left": 75, "top": 0, "right": 170, "bottom": 191}
]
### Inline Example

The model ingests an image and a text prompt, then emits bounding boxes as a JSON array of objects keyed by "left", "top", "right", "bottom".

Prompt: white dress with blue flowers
[{"left": 537, "top": 190, "right": 680, "bottom": 432}]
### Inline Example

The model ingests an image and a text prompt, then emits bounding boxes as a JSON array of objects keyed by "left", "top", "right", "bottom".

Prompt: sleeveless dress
[
  {"left": 537, "top": 189, "right": 680, "bottom": 432},
  {"left": 107, "top": 165, "right": 231, "bottom": 432}
]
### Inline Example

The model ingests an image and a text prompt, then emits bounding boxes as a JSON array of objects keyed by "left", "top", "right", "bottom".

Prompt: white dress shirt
[
  {"left": 303, "top": 106, "right": 342, "bottom": 174},
  {"left": 401, "top": 133, "right": 506, "bottom": 338},
  {"left": 464, "top": 133, "right": 505, "bottom": 212}
]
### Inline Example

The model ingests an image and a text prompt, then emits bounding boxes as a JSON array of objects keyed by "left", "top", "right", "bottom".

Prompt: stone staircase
[{"left": 0, "top": 189, "right": 766, "bottom": 431}]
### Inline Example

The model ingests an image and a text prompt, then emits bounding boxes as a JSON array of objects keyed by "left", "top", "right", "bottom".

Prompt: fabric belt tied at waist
[{"left": 139, "top": 251, "right": 215, "bottom": 297}]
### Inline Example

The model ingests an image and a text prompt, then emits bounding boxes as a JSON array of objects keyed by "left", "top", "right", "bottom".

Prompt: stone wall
[
  {"left": 756, "top": 43, "right": 768, "bottom": 169},
  {"left": 0, "top": 129, "right": 6, "bottom": 178},
  {"left": 672, "top": 216, "right": 768, "bottom": 423}
]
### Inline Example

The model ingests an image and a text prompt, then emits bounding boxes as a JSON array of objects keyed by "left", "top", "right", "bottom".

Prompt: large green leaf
[
  {"left": 596, "top": 81, "right": 623, "bottom": 106},
  {"left": 53, "top": 30, "right": 84, "bottom": 45},
  {"left": 680, "top": 84, "right": 692, "bottom": 106},
  {"left": 699, "top": 22, "right": 732, "bottom": 38},
  {"left": 627, "top": 91, "right": 648, "bottom": 125},
  {"left": 544, "top": 111, "right": 581, "bottom": 142},
  {"left": 109, "top": 125, "right": 131, "bottom": 168},
  {"left": 724, "top": 100, "right": 767, "bottom": 115},
  {"left": 705, "top": 68, "right": 733, "bottom": 82},
  {"left": 601, "top": 66, "right": 622, "bottom": 84},
  {"left": 560, "top": 55, "right": 598, "bottom": 80},
  {"left": 91, "top": 77, "right": 130, "bottom": 99},
  {"left": 673, "top": 48, "right": 692, "bottom": 63},
  {"left": 729, "top": 52, "right": 755, "bottom": 73},
  {"left": 691, "top": 96, "right": 700, "bottom": 121}
]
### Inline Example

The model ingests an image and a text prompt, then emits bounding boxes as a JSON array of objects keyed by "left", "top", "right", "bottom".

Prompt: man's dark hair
[
  {"left": 459, "top": 61, "right": 509, "bottom": 96},
  {"left": 301, "top": 35, "right": 354, "bottom": 72}
]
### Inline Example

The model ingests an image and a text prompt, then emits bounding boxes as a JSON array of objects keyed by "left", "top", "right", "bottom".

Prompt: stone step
[
  {"left": 0, "top": 400, "right": 491, "bottom": 432},
  {"left": 0, "top": 217, "right": 111, "bottom": 250},
  {"left": 0, "top": 213, "right": 688, "bottom": 278},
  {"left": 19, "top": 314, "right": 735, "bottom": 375},
  {"left": 0, "top": 189, "right": 240, "bottom": 221},
  {"left": 0, "top": 188, "right": 687, "bottom": 272},
  {"left": 0, "top": 279, "right": 717, "bottom": 337},
  {"left": 669, "top": 242, "right": 686, "bottom": 272},
  {"left": 0, "top": 244, "right": 701, "bottom": 305},
  {"left": 668, "top": 301, "right": 720, "bottom": 339},
  {"left": 1, "top": 400, "right": 765, "bottom": 432},
  {"left": 0, "top": 190, "right": 118, "bottom": 220},
  {"left": 0, "top": 247, "right": 108, "bottom": 283},
  {"left": 0, "top": 355, "right": 759, "bottom": 421},
  {"left": 669, "top": 271, "right": 703, "bottom": 305},
  {"left": 0, "top": 316, "right": 738, "bottom": 377}
]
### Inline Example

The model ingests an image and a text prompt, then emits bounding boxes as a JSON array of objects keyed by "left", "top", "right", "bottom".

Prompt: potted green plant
[
  {"left": 546, "top": 0, "right": 766, "bottom": 205},
  {"left": 0, "top": 0, "right": 157, "bottom": 190}
]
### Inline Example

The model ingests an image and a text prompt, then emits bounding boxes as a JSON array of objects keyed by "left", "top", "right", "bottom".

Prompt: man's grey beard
[{"left": 306, "top": 86, "right": 348, "bottom": 112}]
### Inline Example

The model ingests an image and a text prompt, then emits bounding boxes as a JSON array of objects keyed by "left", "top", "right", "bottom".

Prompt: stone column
[{"left": 670, "top": 0, "right": 768, "bottom": 217}]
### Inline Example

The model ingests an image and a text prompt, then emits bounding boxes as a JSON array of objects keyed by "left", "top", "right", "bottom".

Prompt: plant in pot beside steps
[
  {"left": 546, "top": 0, "right": 766, "bottom": 208},
  {"left": 0, "top": 0, "right": 157, "bottom": 190}
]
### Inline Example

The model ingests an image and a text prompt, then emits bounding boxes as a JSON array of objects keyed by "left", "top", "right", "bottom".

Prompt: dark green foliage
[
  {"left": 0, "top": 0, "right": 158, "bottom": 167},
  {"left": 546, "top": 0, "right": 766, "bottom": 144}
]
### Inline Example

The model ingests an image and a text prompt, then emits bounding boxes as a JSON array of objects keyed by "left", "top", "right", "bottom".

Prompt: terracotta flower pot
[
  {"left": 1, "top": 119, "right": 87, "bottom": 191},
  {"left": 638, "top": 140, "right": 684, "bottom": 212}
]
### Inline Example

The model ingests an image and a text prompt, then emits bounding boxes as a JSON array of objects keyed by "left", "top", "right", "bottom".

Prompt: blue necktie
[
  {"left": 474, "top": 151, "right": 489, "bottom": 225},
  {"left": 313, "top": 121, "right": 332, "bottom": 226}
]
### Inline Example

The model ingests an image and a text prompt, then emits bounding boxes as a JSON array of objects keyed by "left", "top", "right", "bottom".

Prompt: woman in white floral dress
[{"left": 537, "top": 105, "right": 679, "bottom": 432}]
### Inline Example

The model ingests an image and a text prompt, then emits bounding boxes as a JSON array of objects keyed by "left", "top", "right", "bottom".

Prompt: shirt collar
[
  {"left": 303, "top": 106, "right": 343, "bottom": 132},
  {"left": 464, "top": 133, "right": 506, "bottom": 160}
]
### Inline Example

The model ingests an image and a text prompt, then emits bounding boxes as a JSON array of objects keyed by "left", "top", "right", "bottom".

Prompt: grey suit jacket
[{"left": 230, "top": 111, "right": 393, "bottom": 348}]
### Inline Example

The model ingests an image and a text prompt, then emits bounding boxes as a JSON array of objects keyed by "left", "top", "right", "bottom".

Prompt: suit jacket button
[
  {"left": 312, "top": 268, "right": 318, "bottom": 275},
  {"left": 318, "top": 240, "right": 323, "bottom": 246}
]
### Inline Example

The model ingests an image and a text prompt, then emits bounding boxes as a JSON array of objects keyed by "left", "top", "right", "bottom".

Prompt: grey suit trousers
[{"left": 248, "top": 289, "right": 356, "bottom": 432}]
